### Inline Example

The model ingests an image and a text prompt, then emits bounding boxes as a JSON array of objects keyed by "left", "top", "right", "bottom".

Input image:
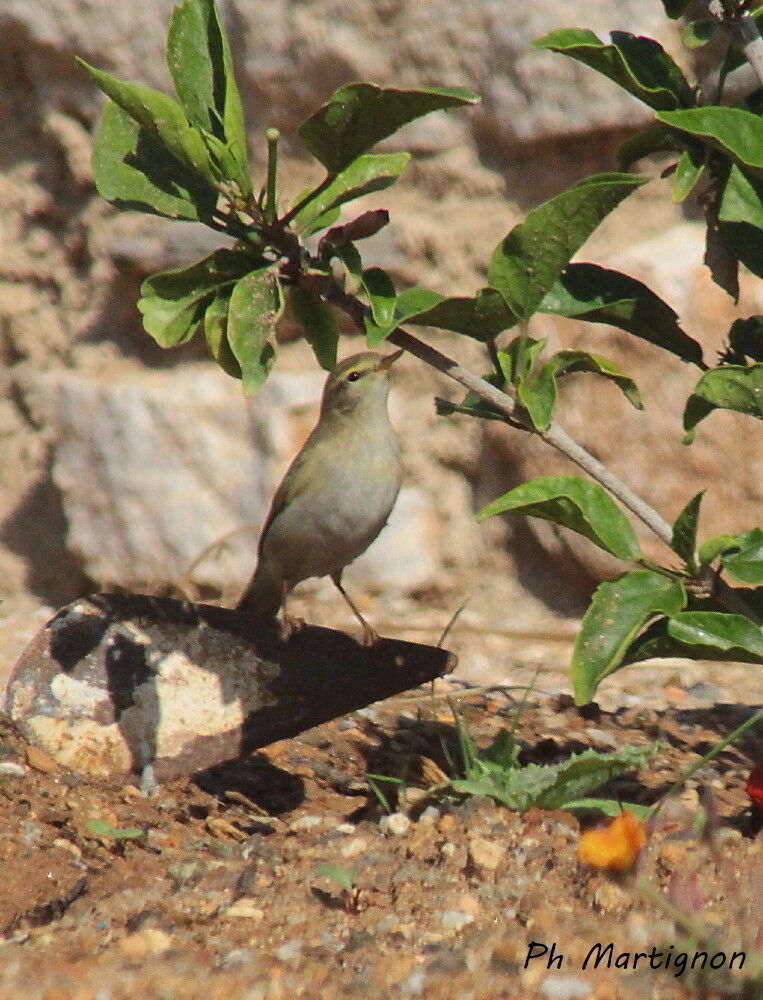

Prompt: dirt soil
[{"left": 0, "top": 647, "right": 759, "bottom": 1000}]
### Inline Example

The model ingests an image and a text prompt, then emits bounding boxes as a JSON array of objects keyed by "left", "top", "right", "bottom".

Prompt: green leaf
[
  {"left": 316, "top": 863, "right": 354, "bottom": 893},
  {"left": 539, "top": 263, "right": 704, "bottom": 366},
  {"left": 571, "top": 571, "right": 687, "bottom": 703},
  {"left": 288, "top": 285, "right": 338, "bottom": 370},
  {"left": 364, "top": 286, "right": 444, "bottom": 347},
  {"left": 292, "top": 153, "right": 410, "bottom": 233},
  {"left": 488, "top": 173, "right": 647, "bottom": 321},
  {"left": 137, "top": 249, "right": 254, "bottom": 347},
  {"left": 719, "top": 528, "right": 763, "bottom": 584},
  {"left": 406, "top": 287, "right": 516, "bottom": 340},
  {"left": 516, "top": 363, "right": 557, "bottom": 431},
  {"left": 671, "top": 147, "right": 706, "bottom": 202},
  {"left": 622, "top": 612, "right": 763, "bottom": 665},
  {"left": 203, "top": 291, "right": 241, "bottom": 379},
  {"left": 227, "top": 268, "right": 283, "bottom": 394},
  {"left": 617, "top": 123, "right": 677, "bottom": 170},
  {"left": 563, "top": 799, "right": 653, "bottom": 820},
  {"left": 299, "top": 83, "right": 479, "bottom": 174},
  {"left": 718, "top": 163, "right": 763, "bottom": 229},
  {"left": 451, "top": 743, "right": 656, "bottom": 815},
  {"left": 698, "top": 533, "right": 739, "bottom": 567},
  {"left": 668, "top": 611, "right": 763, "bottom": 660},
  {"left": 78, "top": 59, "right": 213, "bottom": 178},
  {"left": 361, "top": 266, "right": 396, "bottom": 331},
  {"left": 166, "top": 0, "right": 250, "bottom": 195},
  {"left": 683, "top": 364, "right": 763, "bottom": 438},
  {"left": 670, "top": 491, "right": 703, "bottom": 566},
  {"left": 542, "top": 350, "right": 643, "bottom": 410},
  {"left": 657, "top": 107, "right": 763, "bottom": 173},
  {"left": 681, "top": 19, "right": 717, "bottom": 48},
  {"left": 532, "top": 30, "right": 692, "bottom": 111},
  {"left": 477, "top": 475, "right": 643, "bottom": 562},
  {"left": 86, "top": 818, "right": 144, "bottom": 839},
  {"left": 499, "top": 337, "right": 547, "bottom": 383},
  {"left": 92, "top": 101, "right": 216, "bottom": 220}
]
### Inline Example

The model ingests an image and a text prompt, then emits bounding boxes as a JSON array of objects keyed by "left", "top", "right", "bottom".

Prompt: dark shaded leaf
[
  {"left": 671, "top": 491, "right": 703, "bottom": 566},
  {"left": 728, "top": 316, "right": 763, "bottom": 363},
  {"left": 488, "top": 173, "right": 647, "bottom": 321},
  {"left": 227, "top": 268, "right": 283, "bottom": 394},
  {"left": 571, "top": 571, "right": 686, "bottom": 702},
  {"left": 532, "top": 30, "right": 692, "bottom": 111},
  {"left": 203, "top": 291, "right": 242, "bottom": 379},
  {"left": 539, "top": 263, "right": 704, "bottom": 366},
  {"left": 299, "top": 83, "right": 479, "bottom": 174},
  {"left": 477, "top": 475, "right": 642, "bottom": 562},
  {"left": 92, "top": 101, "right": 216, "bottom": 220},
  {"left": 407, "top": 287, "right": 516, "bottom": 340},
  {"left": 288, "top": 285, "right": 338, "bottom": 370},
  {"left": 617, "top": 123, "right": 678, "bottom": 170}
]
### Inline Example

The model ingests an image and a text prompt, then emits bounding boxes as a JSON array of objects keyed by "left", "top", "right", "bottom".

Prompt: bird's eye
[{"left": 346, "top": 370, "right": 362, "bottom": 383}]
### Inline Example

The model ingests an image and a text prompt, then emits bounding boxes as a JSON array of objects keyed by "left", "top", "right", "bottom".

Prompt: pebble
[
  {"left": 226, "top": 899, "right": 265, "bottom": 920},
  {"left": 0, "top": 762, "right": 25, "bottom": 778},
  {"left": 417, "top": 806, "right": 440, "bottom": 825},
  {"left": 380, "top": 812, "right": 411, "bottom": 836},
  {"left": 583, "top": 727, "right": 618, "bottom": 749},
  {"left": 275, "top": 939, "right": 303, "bottom": 962},
  {"left": 468, "top": 835, "right": 504, "bottom": 871},
  {"left": 288, "top": 815, "right": 322, "bottom": 832},
  {"left": 119, "top": 928, "right": 173, "bottom": 959},
  {"left": 540, "top": 975, "right": 592, "bottom": 1000},
  {"left": 337, "top": 719, "right": 358, "bottom": 731},
  {"left": 25, "top": 746, "right": 58, "bottom": 773},
  {"left": 440, "top": 910, "right": 474, "bottom": 931},
  {"left": 334, "top": 822, "right": 356, "bottom": 834},
  {"left": 340, "top": 836, "right": 368, "bottom": 858}
]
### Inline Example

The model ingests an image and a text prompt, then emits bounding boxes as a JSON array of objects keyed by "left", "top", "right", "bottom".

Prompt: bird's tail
[{"left": 235, "top": 564, "right": 283, "bottom": 617}]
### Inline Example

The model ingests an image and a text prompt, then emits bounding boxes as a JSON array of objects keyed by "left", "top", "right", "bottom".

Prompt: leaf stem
[{"left": 264, "top": 128, "right": 280, "bottom": 224}]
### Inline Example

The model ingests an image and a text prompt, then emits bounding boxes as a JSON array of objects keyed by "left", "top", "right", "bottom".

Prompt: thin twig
[{"left": 735, "top": 13, "right": 763, "bottom": 89}]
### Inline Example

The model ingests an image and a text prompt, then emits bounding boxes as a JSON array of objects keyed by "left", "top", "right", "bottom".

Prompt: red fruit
[{"left": 746, "top": 762, "right": 763, "bottom": 810}]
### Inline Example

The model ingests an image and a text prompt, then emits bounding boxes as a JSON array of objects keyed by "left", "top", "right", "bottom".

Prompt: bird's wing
[{"left": 256, "top": 440, "right": 316, "bottom": 556}]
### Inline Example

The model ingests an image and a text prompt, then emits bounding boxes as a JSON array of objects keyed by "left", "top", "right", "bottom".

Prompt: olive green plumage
[{"left": 236, "top": 351, "right": 403, "bottom": 623}]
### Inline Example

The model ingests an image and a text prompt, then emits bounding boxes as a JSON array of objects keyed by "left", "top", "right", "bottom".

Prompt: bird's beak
[{"left": 378, "top": 349, "right": 404, "bottom": 371}]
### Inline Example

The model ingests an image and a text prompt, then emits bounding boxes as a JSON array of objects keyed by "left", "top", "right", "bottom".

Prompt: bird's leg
[
  {"left": 279, "top": 580, "right": 305, "bottom": 642},
  {"left": 331, "top": 573, "right": 379, "bottom": 646}
]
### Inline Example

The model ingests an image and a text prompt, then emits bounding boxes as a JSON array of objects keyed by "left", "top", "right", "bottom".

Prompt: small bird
[{"left": 236, "top": 350, "right": 403, "bottom": 642}]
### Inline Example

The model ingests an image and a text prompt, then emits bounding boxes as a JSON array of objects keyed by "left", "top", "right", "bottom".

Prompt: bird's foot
[
  {"left": 279, "top": 611, "right": 306, "bottom": 642},
  {"left": 358, "top": 621, "right": 380, "bottom": 647}
]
